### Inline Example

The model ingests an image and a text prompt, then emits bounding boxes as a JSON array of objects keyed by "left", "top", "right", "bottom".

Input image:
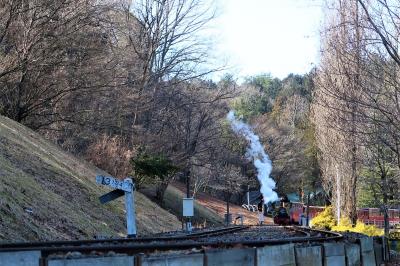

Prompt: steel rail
[
  {"left": 0, "top": 228, "right": 343, "bottom": 255},
  {"left": 284, "top": 226, "right": 311, "bottom": 237},
  {"left": 292, "top": 226, "right": 343, "bottom": 238},
  {"left": 0, "top": 226, "right": 247, "bottom": 250}
]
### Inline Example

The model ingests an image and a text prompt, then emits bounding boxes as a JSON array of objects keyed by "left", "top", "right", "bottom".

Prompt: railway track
[
  {"left": 0, "top": 226, "right": 343, "bottom": 257},
  {"left": 0, "top": 226, "right": 246, "bottom": 250}
]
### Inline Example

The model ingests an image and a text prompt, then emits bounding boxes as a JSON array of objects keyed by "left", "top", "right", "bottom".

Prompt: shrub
[
  {"left": 332, "top": 218, "right": 384, "bottom": 237},
  {"left": 310, "top": 206, "right": 336, "bottom": 230},
  {"left": 86, "top": 135, "right": 135, "bottom": 178},
  {"left": 310, "top": 206, "right": 384, "bottom": 236},
  {"left": 131, "top": 151, "right": 179, "bottom": 201}
]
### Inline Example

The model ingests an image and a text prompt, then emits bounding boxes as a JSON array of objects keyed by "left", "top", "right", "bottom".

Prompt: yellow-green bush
[
  {"left": 332, "top": 217, "right": 383, "bottom": 237},
  {"left": 310, "top": 207, "right": 383, "bottom": 236},
  {"left": 310, "top": 206, "right": 336, "bottom": 230}
]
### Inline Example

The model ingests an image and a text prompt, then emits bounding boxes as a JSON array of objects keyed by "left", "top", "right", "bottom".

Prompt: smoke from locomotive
[{"left": 227, "top": 111, "right": 278, "bottom": 203}]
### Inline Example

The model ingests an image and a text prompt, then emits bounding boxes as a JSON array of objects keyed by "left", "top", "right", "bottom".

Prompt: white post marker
[
  {"left": 183, "top": 198, "right": 194, "bottom": 232},
  {"left": 96, "top": 175, "right": 136, "bottom": 237},
  {"left": 124, "top": 178, "right": 136, "bottom": 237}
]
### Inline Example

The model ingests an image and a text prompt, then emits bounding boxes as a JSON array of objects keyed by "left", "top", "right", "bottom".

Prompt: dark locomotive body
[
  {"left": 273, "top": 206, "right": 291, "bottom": 225},
  {"left": 272, "top": 196, "right": 291, "bottom": 225}
]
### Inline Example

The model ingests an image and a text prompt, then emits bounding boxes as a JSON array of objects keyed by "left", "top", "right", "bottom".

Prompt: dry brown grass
[
  {"left": 0, "top": 115, "right": 180, "bottom": 242},
  {"left": 85, "top": 134, "right": 135, "bottom": 179},
  {"left": 161, "top": 185, "right": 224, "bottom": 227},
  {"left": 172, "top": 182, "right": 273, "bottom": 225}
]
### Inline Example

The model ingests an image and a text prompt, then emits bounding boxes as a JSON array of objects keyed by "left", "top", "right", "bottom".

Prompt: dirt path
[{"left": 172, "top": 182, "right": 273, "bottom": 225}]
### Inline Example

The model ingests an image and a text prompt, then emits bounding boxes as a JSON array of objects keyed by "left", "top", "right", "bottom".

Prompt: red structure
[
  {"left": 288, "top": 203, "right": 400, "bottom": 228},
  {"left": 356, "top": 208, "right": 400, "bottom": 228}
]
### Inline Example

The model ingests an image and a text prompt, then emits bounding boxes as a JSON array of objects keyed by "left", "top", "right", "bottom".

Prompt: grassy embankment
[{"left": 0, "top": 115, "right": 180, "bottom": 242}]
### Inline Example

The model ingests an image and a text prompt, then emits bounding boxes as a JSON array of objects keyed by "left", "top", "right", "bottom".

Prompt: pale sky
[{"left": 210, "top": 0, "right": 323, "bottom": 80}]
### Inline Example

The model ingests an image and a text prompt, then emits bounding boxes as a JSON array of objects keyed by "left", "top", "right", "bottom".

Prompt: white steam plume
[{"left": 227, "top": 110, "right": 278, "bottom": 203}]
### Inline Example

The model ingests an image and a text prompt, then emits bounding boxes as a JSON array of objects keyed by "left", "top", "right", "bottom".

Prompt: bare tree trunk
[
  {"left": 184, "top": 168, "right": 191, "bottom": 198},
  {"left": 349, "top": 0, "right": 360, "bottom": 225},
  {"left": 155, "top": 180, "right": 170, "bottom": 204},
  {"left": 382, "top": 170, "right": 390, "bottom": 237}
]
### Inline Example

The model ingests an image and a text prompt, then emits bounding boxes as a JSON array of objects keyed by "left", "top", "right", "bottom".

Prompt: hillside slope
[{"left": 0, "top": 115, "right": 180, "bottom": 242}]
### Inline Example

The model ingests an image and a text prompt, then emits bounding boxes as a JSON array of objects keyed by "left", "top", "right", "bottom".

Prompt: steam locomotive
[
  {"left": 272, "top": 196, "right": 291, "bottom": 225},
  {"left": 245, "top": 191, "right": 400, "bottom": 227},
  {"left": 273, "top": 206, "right": 291, "bottom": 225}
]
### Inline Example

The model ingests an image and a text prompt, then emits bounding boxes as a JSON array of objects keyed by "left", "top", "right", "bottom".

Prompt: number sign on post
[
  {"left": 96, "top": 175, "right": 136, "bottom": 237},
  {"left": 96, "top": 175, "right": 133, "bottom": 192}
]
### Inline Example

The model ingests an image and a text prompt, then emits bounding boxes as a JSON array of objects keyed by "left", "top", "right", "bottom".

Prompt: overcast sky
[{"left": 209, "top": 0, "right": 323, "bottom": 80}]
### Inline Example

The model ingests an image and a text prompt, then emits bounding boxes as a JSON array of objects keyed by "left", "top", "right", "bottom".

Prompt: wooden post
[{"left": 124, "top": 178, "right": 136, "bottom": 237}]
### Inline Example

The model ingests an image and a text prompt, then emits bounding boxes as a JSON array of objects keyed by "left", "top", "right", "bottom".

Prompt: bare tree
[
  {"left": 126, "top": 0, "right": 217, "bottom": 92},
  {"left": 314, "top": 0, "right": 400, "bottom": 229},
  {"left": 313, "top": 0, "right": 364, "bottom": 223},
  {"left": 0, "top": 0, "right": 119, "bottom": 128},
  {"left": 212, "top": 164, "right": 245, "bottom": 224},
  {"left": 355, "top": 0, "right": 400, "bottom": 170},
  {"left": 360, "top": 123, "right": 400, "bottom": 235}
]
